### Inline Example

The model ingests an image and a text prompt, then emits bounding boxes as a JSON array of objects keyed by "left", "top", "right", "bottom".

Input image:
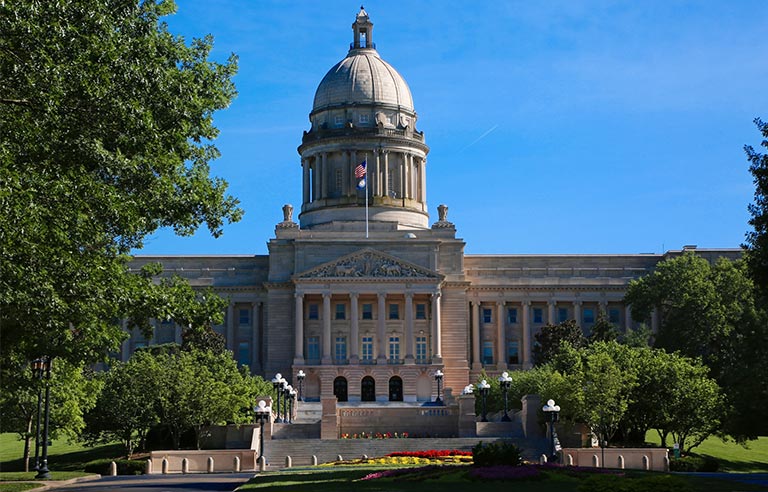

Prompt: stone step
[{"left": 272, "top": 422, "right": 321, "bottom": 440}]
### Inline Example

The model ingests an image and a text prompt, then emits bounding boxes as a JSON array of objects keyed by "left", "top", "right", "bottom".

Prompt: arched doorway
[
  {"left": 389, "top": 376, "right": 403, "bottom": 401},
  {"left": 333, "top": 376, "right": 348, "bottom": 402},
  {"left": 361, "top": 376, "right": 376, "bottom": 402}
]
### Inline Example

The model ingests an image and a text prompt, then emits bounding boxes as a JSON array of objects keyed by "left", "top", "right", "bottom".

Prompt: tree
[
  {"left": 83, "top": 351, "right": 164, "bottom": 458},
  {"left": 0, "top": 0, "right": 242, "bottom": 368},
  {"left": 0, "top": 357, "right": 101, "bottom": 470},
  {"left": 588, "top": 311, "right": 620, "bottom": 344},
  {"left": 744, "top": 117, "right": 768, "bottom": 297},
  {"left": 532, "top": 320, "right": 585, "bottom": 366},
  {"left": 624, "top": 253, "right": 768, "bottom": 438}
]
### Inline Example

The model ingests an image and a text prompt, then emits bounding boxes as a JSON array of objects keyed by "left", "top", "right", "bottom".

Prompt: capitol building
[{"left": 127, "top": 8, "right": 736, "bottom": 406}]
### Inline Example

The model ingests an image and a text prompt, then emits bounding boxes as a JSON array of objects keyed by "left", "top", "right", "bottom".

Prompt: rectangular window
[
  {"left": 482, "top": 308, "right": 492, "bottom": 324},
  {"left": 237, "top": 341, "right": 250, "bottom": 366},
  {"left": 482, "top": 341, "right": 494, "bottom": 364},
  {"left": 583, "top": 308, "right": 595, "bottom": 324},
  {"left": 388, "top": 336, "right": 400, "bottom": 362},
  {"left": 335, "top": 303, "right": 346, "bottom": 320},
  {"left": 335, "top": 169, "right": 343, "bottom": 193},
  {"left": 558, "top": 307, "right": 569, "bottom": 323},
  {"left": 362, "top": 303, "right": 373, "bottom": 320},
  {"left": 361, "top": 336, "right": 373, "bottom": 361},
  {"left": 307, "top": 336, "right": 320, "bottom": 361},
  {"left": 359, "top": 113, "right": 369, "bottom": 124},
  {"left": 334, "top": 337, "right": 347, "bottom": 362},
  {"left": 308, "top": 304, "right": 319, "bottom": 320},
  {"left": 389, "top": 303, "right": 400, "bottom": 320},
  {"left": 238, "top": 309, "right": 250, "bottom": 325},
  {"left": 507, "top": 341, "right": 520, "bottom": 365},
  {"left": 416, "top": 336, "right": 428, "bottom": 362},
  {"left": 507, "top": 307, "right": 518, "bottom": 324},
  {"left": 415, "top": 303, "right": 426, "bottom": 320},
  {"left": 334, "top": 115, "right": 344, "bottom": 127},
  {"left": 533, "top": 308, "right": 543, "bottom": 324},
  {"left": 609, "top": 308, "right": 621, "bottom": 324}
]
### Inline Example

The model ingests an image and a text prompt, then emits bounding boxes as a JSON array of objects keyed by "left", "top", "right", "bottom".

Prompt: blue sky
[{"left": 136, "top": 1, "right": 768, "bottom": 255}]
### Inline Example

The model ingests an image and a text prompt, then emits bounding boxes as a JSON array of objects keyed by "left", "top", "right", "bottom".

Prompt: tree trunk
[{"left": 22, "top": 415, "right": 33, "bottom": 472}]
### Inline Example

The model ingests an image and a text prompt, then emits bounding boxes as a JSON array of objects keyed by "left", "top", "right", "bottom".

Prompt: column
[
  {"left": 382, "top": 151, "right": 389, "bottom": 197},
  {"left": 400, "top": 153, "right": 406, "bottom": 199},
  {"left": 312, "top": 158, "right": 320, "bottom": 202},
  {"left": 420, "top": 158, "right": 427, "bottom": 203},
  {"left": 471, "top": 301, "right": 481, "bottom": 369},
  {"left": 294, "top": 294, "right": 304, "bottom": 363},
  {"left": 350, "top": 150, "right": 357, "bottom": 196},
  {"left": 377, "top": 293, "right": 387, "bottom": 361},
  {"left": 522, "top": 301, "right": 531, "bottom": 368},
  {"left": 302, "top": 158, "right": 310, "bottom": 205},
  {"left": 496, "top": 301, "right": 506, "bottom": 369},
  {"left": 431, "top": 291, "right": 442, "bottom": 361},
  {"left": 226, "top": 303, "right": 235, "bottom": 352},
  {"left": 404, "top": 293, "right": 414, "bottom": 363},
  {"left": 599, "top": 300, "right": 608, "bottom": 316},
  {"left": 322, "top": 293, "right": 331, "bottom": 363},
  {"left": 350, "top": 293, "right": 359, "bottom": 362},
  {"left": 320, "top": 152, "right": 328, "bottom": 199},
  {"left": 373, "top": 149, "right": 380, "bottom": 196},
  {"left": 548, "top": 300, "right": 556, "bottom": 325},
  {"left": 625, "top": 304, "right": 633, "bottom": 331},
  {"left": 404, "top": 153, "right": 411, "bottom": 199},
  {"left": 573, "top": 301, "right": 582, "bottom": 331}
]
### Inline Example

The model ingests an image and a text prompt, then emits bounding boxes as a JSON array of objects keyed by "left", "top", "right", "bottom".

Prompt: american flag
[{"left": 354, "top": 160, "right": 367, "bottom": 178}]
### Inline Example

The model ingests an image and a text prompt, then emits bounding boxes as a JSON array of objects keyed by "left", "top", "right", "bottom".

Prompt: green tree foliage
[
  {"left": 0, "top": 357, "right": 101, "bottom": 470},
  {"left": 0, "top": 0, "right": 242, "bottom": 366},
  {"left": 532, "top": 320, "right": 585, "bottom": 366},
  {"left": 744, "top": 117, "right": 768, "bottom": 297},
  {"left": 588, "top": 311, "right": 620, "bottom": 343},
  {"left": 624, "top": 253, "right": 768, "bottom": 438}
]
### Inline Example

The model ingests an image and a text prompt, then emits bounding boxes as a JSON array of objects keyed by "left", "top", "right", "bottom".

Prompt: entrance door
[
  {"left": 361, "top": 376, "right": 376, "bottom": 402},
  {"left": 389, "top": 376, "right": 403, "bottom": 401},
  {"left": 333, "top": 377, "right": 348, "bottom": 402}
]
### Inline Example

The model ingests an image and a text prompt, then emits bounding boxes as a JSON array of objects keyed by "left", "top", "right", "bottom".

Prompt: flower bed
[
  {"left": 387, "top": 450, "right": 472, "bottom": 459},
  {"left": 340, "top": 431, "right": 409, "bottom": 439}
]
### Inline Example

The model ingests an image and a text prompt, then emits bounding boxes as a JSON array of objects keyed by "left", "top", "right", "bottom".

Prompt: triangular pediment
[{"left": 295, "top": 248, "right": 442, "bottom": 281}]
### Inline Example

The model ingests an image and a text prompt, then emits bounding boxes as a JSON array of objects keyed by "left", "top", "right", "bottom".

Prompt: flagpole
[{"left": 365, "top": 153, "right": 369, "bottom": 239}]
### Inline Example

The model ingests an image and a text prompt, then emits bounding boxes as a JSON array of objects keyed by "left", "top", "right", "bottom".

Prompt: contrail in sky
[{"left": 461, "top": 124, "right": 499, "bottom": 151}]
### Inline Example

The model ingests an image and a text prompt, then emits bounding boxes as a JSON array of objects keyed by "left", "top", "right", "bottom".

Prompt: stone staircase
[{"left": 261, "top": 437, "right": 549, "bottom": 468}]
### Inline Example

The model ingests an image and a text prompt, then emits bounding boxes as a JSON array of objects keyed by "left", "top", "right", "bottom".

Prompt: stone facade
[{"left": 126, "top": 9, "right": 739, "bottom": 410}]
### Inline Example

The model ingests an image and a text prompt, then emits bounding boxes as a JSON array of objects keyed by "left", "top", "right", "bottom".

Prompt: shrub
[
  {"left": 669, "top": 455, "right": 718, "bottom": 472},
  {"left": 83, "top": 459, "right": 145, "bottom": 475},
  {"left": 471, "top": 441, "right": 522, "bottom": 467},
  {"left": 577, "top": 473, "right": 692, "bottom": 492}
]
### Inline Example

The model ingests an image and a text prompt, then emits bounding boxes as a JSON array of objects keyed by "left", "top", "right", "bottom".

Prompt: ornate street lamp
[
  {"left": 254, "top": 400, "right": 271, "bottom": 463},
  {"left": 498, "top": 371, "right": 512, "bottom": 422},
  {"left": 296, "top": 370, "right": 306, "bottom": 402},
  {"left": 271, "top": 373, "right": 284, "bottom": 423},
  {"left": 542, "top": 398, "right": 561, "bottom": 462},
  {"left": 478, "top": 379, "right": 491, "bottom": 422},
  {"left": 434, "top": 369, "right": 444, "bottom": 404},
  {"left": 289, "top": 388, "right": 297, "bottom": 423},
  {"left": 283, "top": 385, "right": 294, "bottom": 423},
  {"left": 34, "top": 357, "right": 52, "bottom": 480}
]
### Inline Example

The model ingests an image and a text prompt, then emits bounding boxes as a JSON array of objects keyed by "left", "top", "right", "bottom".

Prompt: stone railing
[{"left": 560, "top": 447, "right": 669, "bottom": 472}]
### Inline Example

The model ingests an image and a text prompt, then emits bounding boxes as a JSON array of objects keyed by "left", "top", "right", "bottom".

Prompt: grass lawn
[
  {"left": 239, "top": 464, "right": 768, "bottom": 492},
  {"left": 0, "top": 433, "right": 124, "bottom": 473},
  {"left": 644, "top": 432, "right": 768, "bottom": 472},
  {"left": 0, "top": 483, "right": 43, "bottom": 492}
]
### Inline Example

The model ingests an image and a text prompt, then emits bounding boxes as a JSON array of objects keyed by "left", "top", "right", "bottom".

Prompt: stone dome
[{"left": 312, "top": 50, "right": 414, "bottom": 113}]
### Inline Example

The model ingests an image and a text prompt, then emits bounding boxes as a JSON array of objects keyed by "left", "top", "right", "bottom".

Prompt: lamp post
[
  {"left": 34, "top": 357, "right": 52, "bottom": 480},
  {"left": 296, "top": 370, "right": 306, "bottom": 402},
  {"left": 30, "top": 358, "right": 45, "bottom": 472},
  {"left": 478, "top": 379, "right": 491, "bottom": 422},
  {"left": 271, "top": 373, "right": 283, "bottom": 423},
  {"left": 434, "top": 369, "right": 444, "bottom": 404},
  {"left": 289, "top": 388, "right": 297, "bottom": 423},
  {"left": 283, "top": 385, "right": 293, "bottom": 423},
  {"left": 498, "top": 371, "right": 512, "bottom": 422},
  {"left": 542, "top": 398, "right": 561, "bottom": 462},
  {"left": 254, "top": 400, "right": 271, "bottom": 463}
]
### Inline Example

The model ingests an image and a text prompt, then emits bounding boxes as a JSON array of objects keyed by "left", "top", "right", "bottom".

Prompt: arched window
[
  {"left": 333, "top": 376, "right": 348, "bottom": 402},
  {"left": 361, "top": 376, "right": 376, "bottom": 402},
  {"left": 389, "top": 376, "right": 403, "bottom": 401}
]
